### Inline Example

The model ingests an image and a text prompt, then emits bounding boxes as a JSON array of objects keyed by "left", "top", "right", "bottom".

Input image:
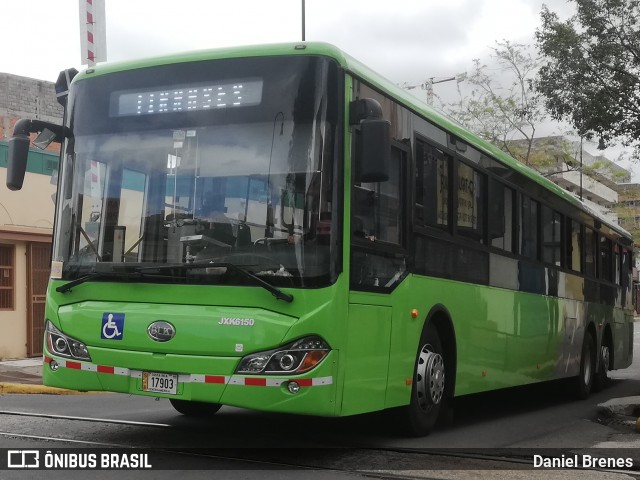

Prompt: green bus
[{"left": 6, "top": 42, "right": 633, "bottom": 436}]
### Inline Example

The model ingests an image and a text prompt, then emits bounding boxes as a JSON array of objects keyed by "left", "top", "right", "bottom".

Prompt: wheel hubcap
[
  {"left": 601, "top": 346, "right": 610, "bottom": 375},
  {"left": 416, "top": 344, "right": 445, "bottom": 410},
  {"left": 583, "top": 342, "right": 592, "bottom": 385}
]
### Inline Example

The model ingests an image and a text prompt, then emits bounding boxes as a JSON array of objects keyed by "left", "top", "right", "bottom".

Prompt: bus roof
[{"left": 74, "top": 42, "right": 630, "bottom": 239}]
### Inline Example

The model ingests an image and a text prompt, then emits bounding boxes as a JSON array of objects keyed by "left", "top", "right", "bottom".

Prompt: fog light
[
  {"left": 50, "top": 360, "right": 59, "bottom": 371},
  {"left": 287, "top": 381, "right": 300, "bottom": 394}
]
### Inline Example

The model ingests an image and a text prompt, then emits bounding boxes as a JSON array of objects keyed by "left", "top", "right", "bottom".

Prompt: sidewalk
[{"left": 0, "top": 357, "right": 90, "bottom": 394}]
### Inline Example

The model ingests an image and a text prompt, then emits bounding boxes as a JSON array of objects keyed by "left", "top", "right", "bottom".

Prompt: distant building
[
  {"left": 615, "top": 182, "right": 640, "bottom": 277},
  {"left": 617, "top": 183, "right": 640, "bottom": 234},
  {"left": 510, "top": 136, "right": 630, "bottom": 226},
  {"left": 0, "top": 72, "right": 62, "bottom": 359}
]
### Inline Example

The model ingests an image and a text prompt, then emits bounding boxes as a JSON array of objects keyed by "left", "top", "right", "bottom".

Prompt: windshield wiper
[
  {"left": 56, "top": 270, "right": 143, "bottom": 293},
  {"left": 136, "top": 261, "right": 294, "bottom": 303}
]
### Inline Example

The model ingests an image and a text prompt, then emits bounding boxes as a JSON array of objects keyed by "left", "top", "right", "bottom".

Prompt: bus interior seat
[
  {"left": 208, "top": 221, "right": 235, "bottom": 246},
  {"left": 236, "top": 223, "right": 252, "bottom": 247}
]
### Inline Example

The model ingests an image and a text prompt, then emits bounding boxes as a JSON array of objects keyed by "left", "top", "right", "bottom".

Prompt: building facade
[
  {"left": 1, "top": 72, "right": 62, "bottom": 359},
  {"left": 521, "top": 136, "right": 630, "bottom": 226}
]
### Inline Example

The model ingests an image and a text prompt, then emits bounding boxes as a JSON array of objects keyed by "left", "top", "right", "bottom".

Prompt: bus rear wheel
[
  {"left": 594, "top": 341, "right": 611, "bottom": 391},
  {"left": 401, "top": 327, "right": 446, "bottom": 436},
  {"left": 169, "top": 399, "right": 222, "bottom": 417},
  {"left": 572, "top": 332, "right": 595, "bottom": 400}
]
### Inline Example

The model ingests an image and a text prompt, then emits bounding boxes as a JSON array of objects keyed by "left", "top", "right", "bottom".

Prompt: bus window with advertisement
[{"left": 5, "top": 43, "right": 633, "bottom": 436}]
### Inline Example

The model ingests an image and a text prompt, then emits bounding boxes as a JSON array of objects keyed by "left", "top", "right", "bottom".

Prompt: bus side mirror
[
  {"left": 350, "top": 98, "right": 390, "bottom": 183},
  {"left": 360, "top": 118, "right": 390, "bottom": 183},
  {"left": 6, "top": 118, "right": 66, "bottom": 191},
  {"left": 7, "top": 133, "right": 30, "bottom": 191}
]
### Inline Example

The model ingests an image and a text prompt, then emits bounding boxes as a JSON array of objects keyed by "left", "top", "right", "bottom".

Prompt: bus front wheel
[
  {"left": 169, "top": 399, "right": 222, "bottom": 417},
  {"left": 401, "top": 326, "right": 447, "bottom": 436}
]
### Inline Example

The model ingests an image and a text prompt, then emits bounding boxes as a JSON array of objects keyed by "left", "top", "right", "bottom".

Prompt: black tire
[
  {"left": 572, "top": 332, "right": 595, "bottom": 400},
  {"left": 169, "top": 399, "right": 222, "bottom": 417},
  {"left": 399, "top": 326, "right": 447, "bottom": 436},
  {"left": 593, "top": 340, "right": 611, "bottom": 392}
]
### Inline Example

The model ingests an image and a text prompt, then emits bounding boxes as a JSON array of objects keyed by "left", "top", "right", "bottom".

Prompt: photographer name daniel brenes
[{"left": 533, "top": 454, "right": 634, "bottom": 469}]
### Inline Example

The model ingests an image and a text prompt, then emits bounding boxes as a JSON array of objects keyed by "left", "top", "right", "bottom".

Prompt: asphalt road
[
  {"left": 0, "top": 375, "right": 637, "bottom": 448},
  {"left": 1, "top": 379, "right": 639, "bottom": 480},
  {"left": 0, "top": 324, "right": 638, "bottom": 478}
]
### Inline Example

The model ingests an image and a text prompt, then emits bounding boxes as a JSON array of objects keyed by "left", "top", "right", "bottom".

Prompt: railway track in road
[{"left": 1, "top": 409, "right": 638, "bottom": 478}]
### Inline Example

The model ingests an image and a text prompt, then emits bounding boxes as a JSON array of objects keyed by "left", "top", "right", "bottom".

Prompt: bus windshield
[{"left": 52, "top": 56, "right": 341, "bottom": 288}]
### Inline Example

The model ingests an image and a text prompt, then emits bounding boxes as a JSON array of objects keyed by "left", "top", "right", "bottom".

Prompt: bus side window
[
  {"left": 520, "top": 195, "right": 539, "bottom": 261},
  {"left": 564, "top": 219, "right": 582, "bottom": 272},
  {"left": 456, "top": 161, "right": 486, "bottom": 244},
  {"left": 415, "top": 139, "right": 451, "bottom": 230},
  {"left": 352, "top": 145, "right": 404, "bottom": 245},
  {"left": 583, "top": 227, "right": 597, "bottom": 277},
  {"left": 351, "top": 141, "right": 408, "bottom": 291},
  {"left": 489, "top": 179, "right": 514, "bottom": 252},
  {"left": 541, "top": 206, "right": 562, "bottom": 266},
  {"left": 600, "top": 235, "right": 613, "bottom": 282}
]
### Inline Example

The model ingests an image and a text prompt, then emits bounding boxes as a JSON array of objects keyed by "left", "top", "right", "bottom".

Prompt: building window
[{"left": 0, "top": 245, "right": 15, "bottom": 310}]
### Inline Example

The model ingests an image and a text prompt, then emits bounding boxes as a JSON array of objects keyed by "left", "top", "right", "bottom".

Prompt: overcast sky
[
  {"left": 4, "top": 0, "right": 574, "bottom": 83},
  {"left": 3, "top": 0, "right": 633, "bottom": 176}
]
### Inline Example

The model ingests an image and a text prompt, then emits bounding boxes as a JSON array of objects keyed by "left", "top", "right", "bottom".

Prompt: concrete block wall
[{"left": 0, "top": 72, "right": 63, "bottom": 153}]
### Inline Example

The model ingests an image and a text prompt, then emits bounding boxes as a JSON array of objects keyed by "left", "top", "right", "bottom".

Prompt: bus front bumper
[{"left": 42, "top": 346, "right": 338, "bottom": 416}]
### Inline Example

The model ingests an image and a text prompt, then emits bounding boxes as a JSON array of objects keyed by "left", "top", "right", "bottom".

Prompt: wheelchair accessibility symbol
[{"left": 101, "top": 313, "right": 125, "bottom": 340}]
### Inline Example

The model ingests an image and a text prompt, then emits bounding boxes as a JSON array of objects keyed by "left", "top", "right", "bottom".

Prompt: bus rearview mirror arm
[
  {"left": 6, "top": 118, "right": 67, "bottom": 191},
  {"left": 349, "top": 98, "right": 390, "bottom": 183}
]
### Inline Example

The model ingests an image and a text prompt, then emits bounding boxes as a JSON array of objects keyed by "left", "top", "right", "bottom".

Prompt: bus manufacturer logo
[
  {"left": 147, "top": 321, "right": 176, "bottom": 342},
  {"left": 218, "top": 317, "right": 255, "bottom": 326}
]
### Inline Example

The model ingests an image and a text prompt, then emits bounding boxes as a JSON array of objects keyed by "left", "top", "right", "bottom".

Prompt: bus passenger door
[
  {"left": 344, "top": 140, "right": 409, "bottom": 415},
  {"left": 342, "top": 303, "right": 392, "bottom": 415}
]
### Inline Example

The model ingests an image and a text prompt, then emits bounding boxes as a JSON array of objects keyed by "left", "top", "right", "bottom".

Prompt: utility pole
[
  {"left": 425, "top": 77, "right": 455, "bottom": 105},
  {"left": 580, "top": 136, "right": 583, "bottom": 201},
  {"left": 302, "top": 0, "right": 306, "bottom": 41},
  {"left": 401, "top": 74, "right": 464, "bottom": 105}
]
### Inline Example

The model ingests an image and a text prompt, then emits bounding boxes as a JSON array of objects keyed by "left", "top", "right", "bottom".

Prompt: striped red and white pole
[{"left": 85, "top": 0, "right": 95, "bottom": 66}]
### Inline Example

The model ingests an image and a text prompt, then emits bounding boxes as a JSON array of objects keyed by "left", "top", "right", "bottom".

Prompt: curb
[
  {"left": 597, "top": 397, "right": 640, "bottom": 433},
  {"left": 0, "top": 383, "right": 106, "bottom": 395}
]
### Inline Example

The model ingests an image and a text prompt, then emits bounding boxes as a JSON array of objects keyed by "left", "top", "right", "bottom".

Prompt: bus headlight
[
  {"left": 45, "top": 321, "right": 92, "bottom": 361},
  {"left": 236, "top": 336, "right": 330, "bottom": 375}
]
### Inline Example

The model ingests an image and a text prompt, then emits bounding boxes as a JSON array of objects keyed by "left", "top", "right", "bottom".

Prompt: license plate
[{"left": 142, "top": 371, "right": 178, "bottom": 395}]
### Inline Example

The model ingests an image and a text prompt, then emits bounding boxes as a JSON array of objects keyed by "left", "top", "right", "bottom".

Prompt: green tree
[
  {"left": 536, "top": 0, "right": 640, "bottom": 155},
  {"left": 440, "top": 40, "right": 552, "bottom": 168}
]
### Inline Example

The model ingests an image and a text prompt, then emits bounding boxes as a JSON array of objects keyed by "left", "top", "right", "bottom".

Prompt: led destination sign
[{"left": 112, "top": 78, "right": 263, "bottom": 116}]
